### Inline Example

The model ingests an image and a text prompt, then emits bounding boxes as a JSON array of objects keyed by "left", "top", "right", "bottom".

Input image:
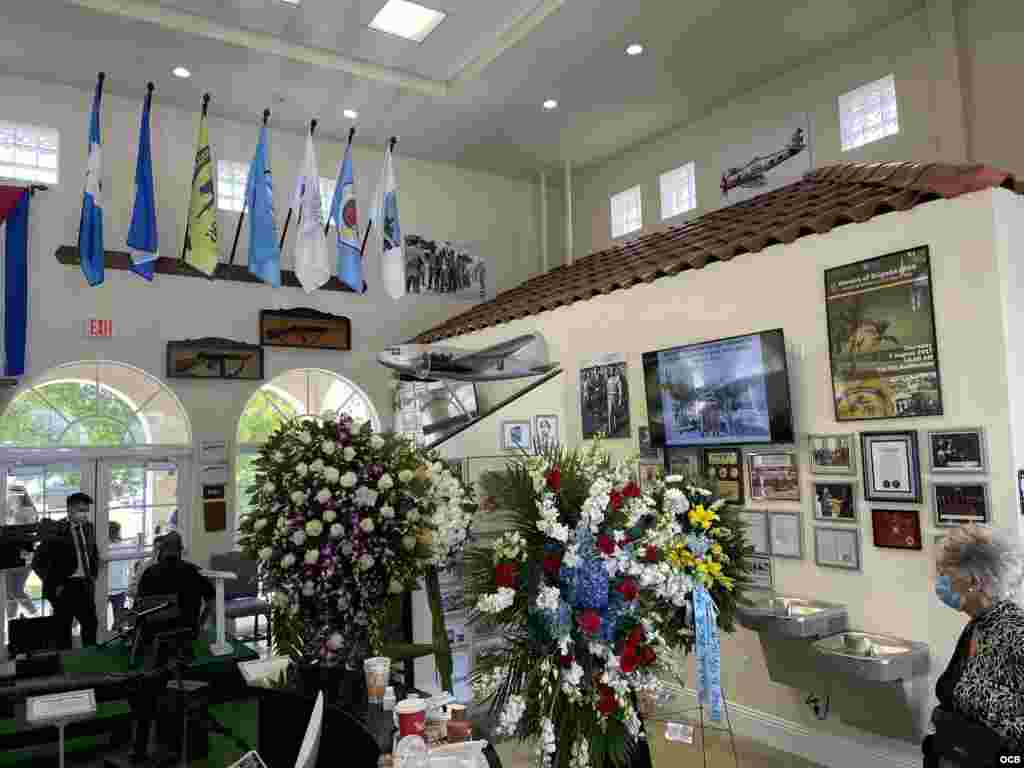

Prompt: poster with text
[
  {"left": 714, "top": 112, "right": 813, "bottom": 206},
  {"left": 825, "top": 246, "right": 942, "bottom": 420},
  {"left": 403, "top": 234, "right": 490, "bottom": 302}
]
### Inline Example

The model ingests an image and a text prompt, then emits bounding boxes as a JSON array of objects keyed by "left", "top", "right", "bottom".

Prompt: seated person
[{"left": 136, "top": 531, "right": 215, "bottom": 638}]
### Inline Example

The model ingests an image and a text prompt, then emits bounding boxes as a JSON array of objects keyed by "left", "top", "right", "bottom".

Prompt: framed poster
[
  {"left": 932, "top": 482, "right": 991, "bottom": 526},
  {"left": 740, "top": 510, "right": 769, "bottom": 555},
  {"left": 861, "top": 431, "right": 922, "bottom": 503},
  {"left": 500, "top": 421, "right": 532, "bottom": 452},
  {"left": 747, "top": 450, "right": 800, "bottom": 501},
  {"left": 871, "top": 508, "right": 923, "bottom": 550},
  {"left": 825, "top": 246, "right": 943, "bottom": 421},
  {"left": 927, "top": 428, "right": 987, "bottom": 474},
  {"left": 167, "top": 337, "right": 264, "bottom": 380},
  {"left": 808, "top": 434, "right": 856, "bottom": 475},
  {"left": 667, "top": 447, "right": 701, "bottom": 479},
  {"left": 747, "top": 555, "right": 773, "bottom": 590},
  {"left": 703, "top": 446, "right": 744, "bottom": 504},
  {"left": 259, "top": 308, "right": 351, "bottom": 350},
  {"left": 580, "top": 356, "right": 630, "bottom": 439},
  {"left": 637, "top": 426, "right": 662, "bottom": 462},
  {"left": 813, "top": 482, "right": 857, "bottom": 523},
  {"left": 534, "top": 415, "right": 559, "bottom": 450},
  {"left": 768, "top": 510, "right": 802, "bottom": 559},
  {"left": 814, "top": 527, "right": 862, "bottom": 571}
]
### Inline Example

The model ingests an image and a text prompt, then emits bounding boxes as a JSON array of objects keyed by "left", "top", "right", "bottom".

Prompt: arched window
[
  {"left": 0, "top": 361, "right": 191, "bottom": 448},
  {"left": 235, "top": 369, "right": 379, "bottom": 535}
]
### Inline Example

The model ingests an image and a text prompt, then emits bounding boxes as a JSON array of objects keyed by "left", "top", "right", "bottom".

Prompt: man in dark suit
[{"left": 32, "top": 492, "right": 100, "bottom": 648}]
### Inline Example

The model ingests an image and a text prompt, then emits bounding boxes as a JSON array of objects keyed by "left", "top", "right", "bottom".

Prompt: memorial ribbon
[{"left": 693, "top": 584, "right": 723, "bottom": 721}]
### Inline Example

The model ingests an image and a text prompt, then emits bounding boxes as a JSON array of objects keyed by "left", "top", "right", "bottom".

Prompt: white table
[{"left": 200, "top": 569, "right": 237, "bottom": 656}]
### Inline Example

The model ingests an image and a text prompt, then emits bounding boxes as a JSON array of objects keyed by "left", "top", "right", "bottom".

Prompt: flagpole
[
  {"left": 278, "top": 118, "right": 317, "bottom": 251},
  {"left": 181, "top": 92, "right": 211, "bottom": 262},
  {"left": 324, "top": 126, "right": 356, "bottom": 236},
  {"left": 229, "top": 108, "right": 269, "bottom": 266}
]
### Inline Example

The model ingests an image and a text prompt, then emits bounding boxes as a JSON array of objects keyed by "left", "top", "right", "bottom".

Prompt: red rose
[
  {"left": 628, "top": 625, "right": 645, "bottom": 648},
  {"left": 543, "top": 553, "right": 563, "bottom": 577},
  {"left": 495, "top": 563, "right": 518, "bottom": 588},
  {"left": 597, "top": 686, "right": 617, "bottom": 716},
  {"left": 610, "top": 490, "right": 623, "bottom": 511},
  {"left": 645, "top": 545, "right": 659, "bottom": 563},
  {"left": 546, "top": 468, "right": 562, "bottom": 492},
  {"left": 597, "top": 534, "right": 616, "bottom": 556},
  {"left": 623, "top": 481, "right": 641, "bottom": 499},
  {"left": 578, "top": 609, "right": 602, "bottom": 636},
  {"left": 639, "top": 645, "right": 657, "bottom": 666},
  {"left": 559, "top": 654, "right": 574, "bottom": 669},
  {"left": 620, "top": 646, "right": 638, "bottom": 674},
  {"left": 616, "top": 578, "right": 639, "bottom": 601}
]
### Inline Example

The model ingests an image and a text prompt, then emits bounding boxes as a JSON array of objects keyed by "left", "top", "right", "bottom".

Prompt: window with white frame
[
  {"left": 0, "top": 122, "right": 59, "bottom": 185},
  {"left": 610, "top": 185, "right": 643, "bottom": 239},
  {"left": 659, "top": 162, "right": 696, "bottom": 220},
  {"left": 838, "top": 74, "right": 899, "bottom": 152},
  {"left": 217, "top": 160, "right": 248, "bottom": 212}
]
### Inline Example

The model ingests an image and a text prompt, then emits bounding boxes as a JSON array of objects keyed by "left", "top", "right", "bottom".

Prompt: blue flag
[
  {"left": 78, "top": 75, "right": 105, "bottom": 287},
  {"left": 328, "top": 141, "right": 364, "bottom": 292},
  {"left": 245, "top": 124, "right": 280, "bottom": 287},
  {"left": 0, "top": 188, "right": 29, "bottom": 376},
  {"left": 127, "top": 89, "right": 158, "bottom": 281}
]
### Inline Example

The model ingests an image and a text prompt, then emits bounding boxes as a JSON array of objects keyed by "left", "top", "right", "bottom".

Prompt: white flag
[
  {"left": 375, "top": 142, "right": 405, "bottom": 300},
  {"left": 292, "top": 131, "right": 330, "bottom": 293}
]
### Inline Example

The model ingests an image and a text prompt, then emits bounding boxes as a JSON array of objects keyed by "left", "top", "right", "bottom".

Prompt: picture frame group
[
  {"left": 813, "top": 481, "right": 857, "bottom": 523},
  {"left": 814, "top": 526, "right": 862, "bottom": 570},
  {"left": 808, "top": 433, "right": 856, "bottom": 475},
  {"left": 861, "top": 430, "right": 922, "bottom": 503},
  {"left": 871, "top": 508, "right": 923, "bottom": 551},
  {"left": 747, "top": 449, "right": 800, "bottom": 502},
  {"left": 927, "top": 428, "right": 987, "bottom": 473},
  {"left": 741, "top": 509, "right": 802, "bottom": 559}
]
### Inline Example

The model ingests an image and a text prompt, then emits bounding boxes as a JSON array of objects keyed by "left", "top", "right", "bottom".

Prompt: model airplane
[
  {"left": 378, "top": 332, "right": 558, "bottom": 382},
  {"left": 720, "top": 128, "right": 807, "bottom": 196}
]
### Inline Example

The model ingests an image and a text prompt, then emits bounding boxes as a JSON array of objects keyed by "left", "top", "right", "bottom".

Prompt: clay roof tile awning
[{"left": 413, "top": 161, "right": 1017, "bottom": 344}]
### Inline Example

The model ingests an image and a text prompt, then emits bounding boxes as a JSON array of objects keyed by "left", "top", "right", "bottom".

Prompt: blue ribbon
[{"left": 693, "top": 585, "right": 723, "bottom": 721}]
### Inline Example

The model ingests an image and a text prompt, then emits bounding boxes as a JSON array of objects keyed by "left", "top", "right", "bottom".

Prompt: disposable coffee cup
[
  {"left": 364, "top": 657, "right": 391, "bottom": 704},
  {"left": 449, "top": 703, "right": 467, "bottom": 721},
  {"left": 396, "top": 698, "right": 427, "bottom": 738}
]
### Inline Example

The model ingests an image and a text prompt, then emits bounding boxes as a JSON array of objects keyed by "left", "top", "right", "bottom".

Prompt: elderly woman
[{"left": 924, "top": 524, "right": 1024, "bottom": 766}]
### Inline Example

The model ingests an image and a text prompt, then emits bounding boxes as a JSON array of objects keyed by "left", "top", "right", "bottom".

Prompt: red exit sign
[{"left": 85, "top": 318, "right": 113, "bottom": 338}]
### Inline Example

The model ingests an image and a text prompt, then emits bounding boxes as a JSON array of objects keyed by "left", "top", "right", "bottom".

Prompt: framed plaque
[
  {"left": 167, "top": 337, "right": 264, "bottom": 380},
  {"left": 703, "top": 446, "right": 744, "bottom": 504},
  {"left": 739, "top": 510, "right": 769, "bottom": 555},
  {"left": 871, "top": 508, "right": 923, "bottom": 550},
  {"left": 768, "top": 510, "right": 802, "bottom": 559},
  {"left": 808, "top": 433, "right": 856, "bottom": 475},
  {"left": 814, "top": 527, "right": 861, "bottom": 571},
  {"left": 927, "top": 428, "right": 987, "bottom": 474},
  {"left": 812, "top": 481, "right": 857, "bottom": 523},
  {"left": 747, "top": 450, "right": 800, "bottom": 501},
  {"left": 861, "top": 431, "right": 922, "bottom": 503},
  {"left": 747, "top": 555, "right": 773, "bottom": 590},
  {"left": 932, "top": 482, "right": 991, "bottom": 526},
  {"left": 259, "top": 308, "right": 351, "bottom": 351}
]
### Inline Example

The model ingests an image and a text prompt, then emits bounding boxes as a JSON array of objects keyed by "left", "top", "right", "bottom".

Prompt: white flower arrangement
[
  {"left": 496, "top": 694, "right": 526, "bottom": 737},
  {"left": 477, "top": 587, "right": 516, "bottom": 614}
]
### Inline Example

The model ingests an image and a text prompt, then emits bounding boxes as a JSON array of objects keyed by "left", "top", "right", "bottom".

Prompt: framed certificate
[
  {"left": 814, "top": 526, "right": 861, "bottom": 570},
  {"left": 747, "top": 450, "right": 800, "bottom": 501},
  {"left": 808, "top": 434, "right": 856, "bottom": 475},
  {"left": 747, "top": 554, "right": 773, "bottom": 590},
  {"left": 932, "top": 482, "right": 991, "bottom": 526},
  {"left": 813, "top": 481, "right": 857, "bottom": 523},
  {"left": 871, "top": 508, "right": 923, "bottom": 550},
  {"left": 927, "top": 428, "right": 987, "bottom": 474},
  {"left": 703, "top": 446, "right": 744, "bottom": 504},
  {"left": 861, "top": 431, "right": 922, "bottom": 503},
  {"left": 768, "top": 510, "right": 802, "bottom": 559},
  {"left": 740, "top": 510, "right": 769, "bottom": 555}
]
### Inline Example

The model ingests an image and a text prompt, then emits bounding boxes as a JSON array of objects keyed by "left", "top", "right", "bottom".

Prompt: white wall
[
  {"left": 0, "top": 72, "right": 549, "bottom": 567},
  {"left": 433, "top": 190, "right": 1020, "bottom": 760}
]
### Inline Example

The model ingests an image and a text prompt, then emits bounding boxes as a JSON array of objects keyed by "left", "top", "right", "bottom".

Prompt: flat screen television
[{"left": 642, "top": 329, "right": 794, "bottom": 448}]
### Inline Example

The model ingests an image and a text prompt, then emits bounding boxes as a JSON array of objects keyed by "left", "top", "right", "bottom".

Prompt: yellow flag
[{"left": 183, "top": 110, "right": 219, "bottom": 275}]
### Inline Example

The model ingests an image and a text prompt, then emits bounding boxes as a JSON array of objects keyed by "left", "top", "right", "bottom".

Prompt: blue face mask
[{"left": 936, "top": 574, "right": 963, "bottom": 610}]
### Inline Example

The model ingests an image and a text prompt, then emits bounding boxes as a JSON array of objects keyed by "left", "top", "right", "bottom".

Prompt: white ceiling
[{"left": 0, "top": 0, "right": 922, "bottom": 178}]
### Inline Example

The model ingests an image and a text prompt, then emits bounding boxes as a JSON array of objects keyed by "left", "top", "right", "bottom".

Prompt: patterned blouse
[{"left": 949, "top": 600, "right": 1024, "bottom": 750}]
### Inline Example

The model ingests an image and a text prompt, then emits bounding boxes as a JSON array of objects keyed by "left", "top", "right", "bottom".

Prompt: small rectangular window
[
  {"left": 217, "top": 160, "right": 248, "bottom": 213},
  {"left": 839, "top": 74, "right": 899, "bottom": 152},
  {"left": 659, "top": 162, "right": 697, "bottom": 220},
  {"left": 610, "top": 185, "right": 643, "bottom": 239},
  {"left": 0, "top": 122, "right": 59, "bottom": 185}
]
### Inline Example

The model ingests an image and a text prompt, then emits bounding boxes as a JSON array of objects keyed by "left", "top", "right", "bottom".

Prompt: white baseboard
[{"left": 667, "top": 687, "right": 922, "bottom": 768}]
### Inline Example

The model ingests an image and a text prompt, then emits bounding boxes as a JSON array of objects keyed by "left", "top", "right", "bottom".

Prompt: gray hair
[{"left": 936, "top": 524, "right": 1024, "bottom": 601}]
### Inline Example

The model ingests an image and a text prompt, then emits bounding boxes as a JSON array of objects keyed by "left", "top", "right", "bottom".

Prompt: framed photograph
[
  {"left": 747, "top": 555, "right": 773, "bottom": 590},
  {"left": 638, "top": 463, "right": 662, "bottom": 491},
  {"left": 812, "top": 482, "right": 857, "bottom": 523},
  {"left": 871, "top": 508, "right": 923, "bottom": 550},
  {"left": 814, "top": 527, "right": 862, "bottom": 571},
  {"left": 808, "top": 434, "right": 856, "bottom": 475},
  {"left": 500, "top": 420, "right": 532, "bottom": 452},
  {"left": 747, "top": 450, "right": 800, "bottom": 501},
  {"left": 580, "top": 357, "right": 630, "bottom": 439},
  {"left": 534, "top": 415, "right": 559, "bottom": 449},
  {"left": 167, "top": 337, "right": 264, "bottom": 380},
  {"left": 927, "top": 428, "right": 987, "bottom": 474},
  {"left": 825, "top": 245, "right": 943, "bottom": 421},
  {"left": 768, "top": 510, "right": 802, "bottom": 559},
  {"left": 259, "top": 308, "right": 351, "bottom": 350},
  {"left": 740, "top": 510, "right": 769, "bottom": 555},
  {"left": 667, "top": 447, "right": 701, "bottom": 479},
  {"left": 637, "top": 426, "right": 662, "bottom": 462},
  {"left": 932, "top": 482, "right": 991, "bottom": 526},
  {"left": 703, "top": 446, "right": 744, "bottom": 504},
  {"left": 861, "top": 431, "right": 922, "bottom": 503}
]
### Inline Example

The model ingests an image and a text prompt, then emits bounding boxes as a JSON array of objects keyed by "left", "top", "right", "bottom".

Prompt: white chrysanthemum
[
  {"left": 477, "top": 587, "right": 516, "bottom": 614},
  {"left": 304, "top": 549, "right": 319, "bottom": 565},
  {"left": 389, "top": 579, "right": 404, "bottom": 594},
  {"left": 298, "top": 430, "right": 312, "bottom": 445},
  {"left": 321, "top": 440, "right": 336, "bottom": 456},
  {"left": 340, "top": 472, "right": 358, "bottom": 488},
  {"left": 281, "top": 553, "right": 296, "bottom": 568},
  {"left": 536, "top": 585, "right": 561, "bottom": 612},
  {"left": 343, "top": 446, "right": 357, "bottom": 461},
  {"left": 291, "top": 530, "right": 306, "bottom": 546},
  {"left": 290, "top": 490, "right": 306, "bottom": 505},
  {"left": 258, "top": 547, "right": 273, "bottom": 561},
  {"left": 302, "top": 580, "right": 315, "bottom": 596},
  {"left": 561, "top": 662, "right": 584, "bottom": 698},
  {"left": 378, "top": 474, "right": 394, "bottom": 491},
  {"left": 360, "top": 517, "right": 375, "bottom": 533},
  {"left": 316, "top": 488, "right": 332, "bottom": 504},
  {"left": 354, "top": 486, "right": 378, "bottom": 507},
  {"left": 370, "top": 435, "right": 385, "bottom": 450},
  {"left": 323, "top": 509, "right": 337, "bottom": 523},
  {"left": 665, "top": 474, "right": 683, "bottom": 483},
  {"left": 310, "top": 459, "right": 325, "bottom": 474},
  {"left": 358, "top": 553, "right": 374, "bottom": 570},
  {"left": 398, "top": 469, "right": 414, "bottom": 483},
  {"left": 296, "top": 462, "right": 309, "bottom": 478},
  {"left": 495, "top": 695, "right": 526, "bottom": 737},
  {"left": 329, "top": 523, "right": 344, "bottom": 539},
  {"left": 380, "top": 505, "right": 395, "bottom": 519},
  {"left": 305, "top": 520, "right": 323, "bottom": 537},
  {"left": 254, "top": 518, "right": 268, "bottom": 531},
  {"left": 402, "top": 535, "right": 417, "bottom": 551},
  {"left": 272, "top": 451, "right": 284, "bottom": 463},
  {"left": 540, "top": 718, "right": 556, "bottom": 768},
  {"left": 263, "top": 481, "right": 275, "bottom": 494}
]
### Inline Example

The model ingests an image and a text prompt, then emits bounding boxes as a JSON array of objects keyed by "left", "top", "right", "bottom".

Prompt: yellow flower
[
  {"left": 717, "top": 575, "right": 735, "bottom": 590},
  {"left": 667, "top": 544, "right": 695, "bottom": 569},
  {"left": 711, "top": 543, "right": 723, "bottom": 557},
  {"left": 705, "top": 559, "right": 722, "bottom": 578},
  {"left": 688, "top": 504, "right": 719, "bottom": 531}
]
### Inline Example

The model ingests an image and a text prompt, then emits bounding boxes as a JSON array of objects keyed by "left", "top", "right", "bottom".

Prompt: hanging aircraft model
[
  {"left": 720, "top": 128, "right": 807, "bottom": 196},
  {"left": 378, "top": 332, "right": 557, "bottom": 382}
]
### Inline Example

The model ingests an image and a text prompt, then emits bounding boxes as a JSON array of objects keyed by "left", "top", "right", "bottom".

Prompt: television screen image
[{"left": 642, "top": 329, "right": 794, "bottom": 448}]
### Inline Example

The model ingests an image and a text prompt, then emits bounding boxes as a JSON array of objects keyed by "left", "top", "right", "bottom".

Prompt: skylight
[{"left": 369, "top": 0, "right": 446, "bottom": 43}]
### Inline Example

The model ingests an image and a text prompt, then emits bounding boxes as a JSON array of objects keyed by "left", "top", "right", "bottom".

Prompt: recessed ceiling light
[
  {"left": 369, "top": 0, "right": 446, "bottom": 43},
  {"left": 279, "top": 0, "right": 300, "bottom": 5},
  {"left": 344, "top": 109, "right": 358, "bottom": 120},
  {"left": 543, "top": 99, "right": 558, "bottom": 110},
  {"left": 172, "top": 66, "right": 191, "bottom": 78},
  {"left": 626, "top": 43, "right": 644, "bottom": 56}
]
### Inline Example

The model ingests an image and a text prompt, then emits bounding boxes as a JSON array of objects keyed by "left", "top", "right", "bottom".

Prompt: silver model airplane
[{"left": 378, "top": 332, "right": 558, "bottom": 382}]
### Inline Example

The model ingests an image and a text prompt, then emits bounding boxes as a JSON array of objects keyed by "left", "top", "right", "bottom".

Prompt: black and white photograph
[
  {"left": 580, "top": 359, "right": 630, "bottom": 439},
  {"left": 928, "top": 428, "right": 987, "bottom": 473},
  {"left": 814, "top": 527, "right": 862, "bottom": 571},
  {"left": 501, "top": 420, "right": 532, "bottom": 452},
  {"left": 748, "top": 555, "right": 773, "bottom": 590},
  {"left": 403, "top": 234, "right": 490, "bottom": 301},
  {"left": 932, "top": 482, "right": 991, "bottom": 526},
  {"left": 808, "top": 433, "right": 856, "bottom": 475},
  {"left": 813, "top": 482, "right": 857, "bottom": 523},
  {"left": 534, "top": 414, "right": 559, "bottom": 449},
  {"left": 637, "top": 425, "right": 662, "bottom": 461},
  {"left": 638, "top": 463, "right": 662, "bottom": 491},
  {"left": 861, "top": 430, "right": 922, "bottom": 503}
]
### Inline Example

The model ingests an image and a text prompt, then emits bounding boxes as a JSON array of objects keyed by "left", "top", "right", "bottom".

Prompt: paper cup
[
  {"left": 396, "top": 699, "right": 427, "bottom": 738},
  {"left": 449, "top": 703, "right": 467, "bottom": 721},
  {"left": 364, "top": 657, "right": 391, "bottom": 704}
]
